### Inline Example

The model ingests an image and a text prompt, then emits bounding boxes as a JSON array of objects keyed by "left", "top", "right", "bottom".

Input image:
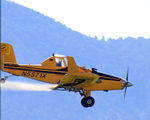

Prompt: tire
[
  {"left": 81, "top": 96, "right": 95, "bottom": 108},
  {"left": 0, "top": 79, "right": 5, "bottom": 84}
]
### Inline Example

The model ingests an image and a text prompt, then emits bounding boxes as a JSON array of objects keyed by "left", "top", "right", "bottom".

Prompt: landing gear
[
  {"left": 0, "top": 75, "right": 13, "bottom": 84},
  {"left": 80, "top": 89, "right": 95, "bottom": 108},
  {"left": 81, "top": 96, "right": 95, "bottom": 108},
  {"left": 0, "top": 78, "right": 5, "bottom": 83}
]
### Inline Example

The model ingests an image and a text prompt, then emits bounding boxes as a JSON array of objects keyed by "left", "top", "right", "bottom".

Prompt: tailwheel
[
  {"left": 0, "top": 75, "right": 13, "bottom": 84},
  {"left": 0, "top": 78, "right": 5, "bottom": 84},
  {"left": 81, "top": 96, "right": 95, "bottom": 108}
]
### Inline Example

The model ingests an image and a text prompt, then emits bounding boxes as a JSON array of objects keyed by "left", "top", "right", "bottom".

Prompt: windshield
[{"left": 55, "top": 57, "right": 67, "bottom": 67}]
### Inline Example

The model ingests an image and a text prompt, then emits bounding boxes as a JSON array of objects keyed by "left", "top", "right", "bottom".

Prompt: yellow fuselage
[{"left": 2, "top": 63, "right": 123, "bottom": 91}]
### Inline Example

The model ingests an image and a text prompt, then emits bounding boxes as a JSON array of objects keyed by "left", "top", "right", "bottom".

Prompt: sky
[{"left": 9, "top": 0, "right": 150, "bottom": 39}]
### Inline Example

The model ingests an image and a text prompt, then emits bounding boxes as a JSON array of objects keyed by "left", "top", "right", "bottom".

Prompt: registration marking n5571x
[{"left": 22, "top": 71, "right": 47, "bottom": 78}]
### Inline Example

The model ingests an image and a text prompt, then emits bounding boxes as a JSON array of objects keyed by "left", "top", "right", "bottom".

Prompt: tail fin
[
  {"left": 67, "top": 56, "right": 79, "bottom": 74},
  {"left": 0, "top": 43, "right": 17, "bottom": 67}
]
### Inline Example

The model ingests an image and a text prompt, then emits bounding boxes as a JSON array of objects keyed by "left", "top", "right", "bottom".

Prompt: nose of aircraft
[
  {"left": 126, "top": 81, "right": 133, "bottom": 87},
  {"left": 122, "top": 80, "right": 133, "bottom": 88}
]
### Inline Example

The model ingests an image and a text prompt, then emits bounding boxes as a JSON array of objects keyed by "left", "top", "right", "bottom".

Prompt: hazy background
[{"left": 1, "top": 0, "right": 150, "bottom": 120}]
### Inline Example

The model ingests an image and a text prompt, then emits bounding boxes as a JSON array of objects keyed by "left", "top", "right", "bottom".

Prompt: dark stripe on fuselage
[
  {"left": 93, "top": 71, "right": 121, "bottom": 81},
  {"left": 4, "top": 66, "right": 67, "bottom": 75},
  {"left": 4, "top": 64, "right": 68, "bottom": 72},
  {"left": 100, "top": 77, "right": 121, "bottom": 81}
]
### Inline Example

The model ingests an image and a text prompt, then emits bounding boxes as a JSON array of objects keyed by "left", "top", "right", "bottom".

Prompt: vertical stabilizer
[{"left": 0, "top": 43, "right": 17, "bottom": 69}]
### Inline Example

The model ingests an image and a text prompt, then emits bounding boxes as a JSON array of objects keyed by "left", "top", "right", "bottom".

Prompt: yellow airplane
[{"left": 0, "top": 43, "right": 133, "bottom": 107}]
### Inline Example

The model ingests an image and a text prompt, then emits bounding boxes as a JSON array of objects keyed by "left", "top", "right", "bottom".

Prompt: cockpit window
[
  {"left": 64, "top": 58, "right": 68, "bottom": 66},
  {"left": 55, "top": 57, "right": 67, "bottom": 67}
]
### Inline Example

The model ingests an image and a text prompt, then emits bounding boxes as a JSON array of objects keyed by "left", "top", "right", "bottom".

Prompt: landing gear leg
[{"left": 80, "top": 90, "right": 95, "bottom": 108}]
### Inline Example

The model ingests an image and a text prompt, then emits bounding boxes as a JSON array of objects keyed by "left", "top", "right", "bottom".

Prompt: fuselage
[{"left": 2, "top": 63, "right": 123, "bottom": 91}]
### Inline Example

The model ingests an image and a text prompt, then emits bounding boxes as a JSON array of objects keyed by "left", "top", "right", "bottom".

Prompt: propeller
[{"left": 123, "top": 68, "right": 133, "bottom": 100}]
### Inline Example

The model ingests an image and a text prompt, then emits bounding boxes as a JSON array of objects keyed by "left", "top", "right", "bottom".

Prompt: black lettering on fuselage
[
  {"left": 21, "top": 71, "right": 47, "bottom": 78},
  {"left": 40, "top": 73, "right": 47, "bottom": 78}
]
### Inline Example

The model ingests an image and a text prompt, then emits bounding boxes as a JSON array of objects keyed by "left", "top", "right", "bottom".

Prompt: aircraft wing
[{"left": 59, "top": 73, "right": 99, "bottom": 88}]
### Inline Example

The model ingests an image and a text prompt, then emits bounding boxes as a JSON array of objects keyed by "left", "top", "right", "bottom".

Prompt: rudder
[{"left": 0, "top": 43, "right": 17, "bottom": 68}]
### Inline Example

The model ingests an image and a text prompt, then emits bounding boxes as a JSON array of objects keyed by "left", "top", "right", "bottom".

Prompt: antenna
[{"left": 52, "top": 53, "right": 55, "bottom": 56}]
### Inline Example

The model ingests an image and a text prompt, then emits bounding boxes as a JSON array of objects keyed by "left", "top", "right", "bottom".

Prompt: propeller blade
[
  {"left": 124, "top": 68, "right": 129, "bottom": 100},
  {"left": 124, "top": 87, "right": 127, "bottom": 100},
  {"left": 126, "top": 68, "right": 129, "bottom": 82}
]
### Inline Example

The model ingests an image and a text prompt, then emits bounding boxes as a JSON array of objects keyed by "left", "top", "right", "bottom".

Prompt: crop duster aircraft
[{"left": 0, "top": 43, "right": 133, "bottom": 107}]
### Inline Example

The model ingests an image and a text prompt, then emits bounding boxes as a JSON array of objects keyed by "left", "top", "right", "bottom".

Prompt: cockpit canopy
[
  {"left": 41, "top": 55, "right": 68, "bottom": 67},
  {"left": 55, "top": 57, "right": 68, "bottom": 67}
]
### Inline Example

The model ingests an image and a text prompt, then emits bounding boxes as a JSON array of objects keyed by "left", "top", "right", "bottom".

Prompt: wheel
[
  {"left": 81, "top": 96, "right": 95, "bottom": 108},
  {"left": 0, "top": 79, "right": 5, "bottom": 84}
]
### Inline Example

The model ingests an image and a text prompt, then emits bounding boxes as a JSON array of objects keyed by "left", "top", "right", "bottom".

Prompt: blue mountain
[{"left": 1, "top": 0, "right": 150, "bottom": 120}]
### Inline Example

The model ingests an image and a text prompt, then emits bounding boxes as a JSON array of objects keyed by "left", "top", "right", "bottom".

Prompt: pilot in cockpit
[{"left": 56, "top": 58, "right": 62, "bottom": 67}]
